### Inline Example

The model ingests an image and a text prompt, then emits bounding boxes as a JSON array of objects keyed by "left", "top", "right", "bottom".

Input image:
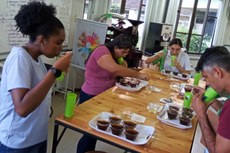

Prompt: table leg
[
  {"left": 52, "top": 122, "right": 59, "bottom": 153},
  {"left": 52, "top": 121, "right": 67, "bottom": 153}
]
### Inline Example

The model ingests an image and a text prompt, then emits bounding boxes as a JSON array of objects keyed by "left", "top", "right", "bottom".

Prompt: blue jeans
[
  {"left": 78, "top": 90, "right": 95, "bottom": 105},
  {"left": 77, "top": 90, "right": 97, "bottom": 153},
  {"left": 0, "top": 140, "right": 47, "bottom": 153}
]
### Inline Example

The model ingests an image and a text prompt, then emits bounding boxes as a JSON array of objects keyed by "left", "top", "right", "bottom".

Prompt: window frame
[{"left": 174, "top": 0, "right": 219, "bottom": 54}]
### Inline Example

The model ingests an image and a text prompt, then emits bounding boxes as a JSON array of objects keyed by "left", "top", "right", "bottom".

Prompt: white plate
[
  {"left": 89, "top": 112, "right": 155, "bottom": 145},
  {"left": 157, "top": 103, "right": 194, "bottom": 129},
  {"left": 116, "top": 78, "right": 149, "bottom": 92},
  {"left": 161, "top": 70, "right": 191, "bottom": 81}
]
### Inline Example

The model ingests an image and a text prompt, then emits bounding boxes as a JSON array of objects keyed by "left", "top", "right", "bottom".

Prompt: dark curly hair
[
  {"left": 168, "top": 38, "right": 183, "bottom": 48},
  {"left": 105, "top": 34, "right": 133, "bottom": 56},
  {"left": 14, "top": 1, "right": 64, "bottom": 42},
  {"left": 195, "top": 46, "right": 230, "bottom": 72},
  {"left": 85, "top": 34, "right": 133, "bottom": 64}
]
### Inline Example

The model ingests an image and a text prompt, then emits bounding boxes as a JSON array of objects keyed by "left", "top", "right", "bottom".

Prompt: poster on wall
[
  {"left": 72, "top": 18, "right": 108, "bottom": 69},
  {"left": 0, "top": 0, "right": 72, "bottom": 52}
]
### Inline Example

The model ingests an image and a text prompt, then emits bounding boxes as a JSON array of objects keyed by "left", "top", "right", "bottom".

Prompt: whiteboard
[
  {"left": 72, "top": 18, "right": 107, "bottom": 70},
  {"left": 0, "top": 0, "right": 72, "bottom": 52}
]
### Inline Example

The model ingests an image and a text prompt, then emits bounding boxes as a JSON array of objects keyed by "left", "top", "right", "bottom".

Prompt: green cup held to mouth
[
  {"left": 202, "top": 87, "right": 219, "bottom": 103},
  {"left": 171, "top": 55, "right": 176, "bottom": 66}
]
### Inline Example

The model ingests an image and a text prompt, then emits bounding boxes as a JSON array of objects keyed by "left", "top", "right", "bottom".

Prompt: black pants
[
  {"left": 77, "top": 90, "right": 96, "bottom": 153},
  {"left": 77, "top": 135, "right": 97, "bottom": 153}
]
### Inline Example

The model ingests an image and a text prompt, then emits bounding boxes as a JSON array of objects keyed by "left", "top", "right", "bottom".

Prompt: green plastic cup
[
  {"left": 193, "top": 72, "right": 201, "bottom": 86},
  {"left": 64, "top": 92, "right": 77, "bottom": 118},
  {"left": 117, "top": 57, "right": 124, "bottom": 65},
  {"left": 56, "top": 72, "right": 65, "bottom": 81},
  {"left": 171, "top": 55, "right": 176, "bottom": 66},
  {"left": 202, "top": 87, "right": 219, "bottom": 103},
  {"left": 183, "top": 92, "right": 193, "bottom": 108}
]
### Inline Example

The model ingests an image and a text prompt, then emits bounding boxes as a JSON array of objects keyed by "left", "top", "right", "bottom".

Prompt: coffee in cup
[
  {"left": 123, "top": 120, "right": 137, "bottom": 129},
  {"left": 111, "top": 123, "right": 124, "bottom": 135},
  {"left": 109, "top": 116, "right": 122, "bottom": 124},
  {"left": 125, "top": 129, "right": 139, "bottom": 141},
  {"left": 97, "top": 120, "right": 110, "bottom": 131},
  {"left": 184, "top": 85, "right": 193, "bottom": 92}
]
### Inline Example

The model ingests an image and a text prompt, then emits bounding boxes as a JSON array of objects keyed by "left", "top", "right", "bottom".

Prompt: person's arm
[
  {"left": 216, "top": 134, "right": 230, "bottom": 153},
  {"left": 97, "top": 54, "right": 149, "bottom": 80},
  {"left": 173, "top": 52, "right": 193, "bottom": 74},
  {"left": 11, "top": 52, "right": 72, "bottom": 117},
  {"left": 121, "top": 60, "right": 128, "bottom": 67},
  {"left": 145, "top": 51, "right": 165, "bottom": 64},
  {"left": 173, "top": 60, "right": 192, "bottom": 74},
  {"left": 192, "top": 92, "right": 216, "bottom": 153},
  {"left": 211, "top": 100, "right": 223, "bottom": 112},
  {"left": 198, "top": 113, "right": 216, "bottom": 153},
  {"left": 193, "top": 87, "right": 230, "bottom": 153}
]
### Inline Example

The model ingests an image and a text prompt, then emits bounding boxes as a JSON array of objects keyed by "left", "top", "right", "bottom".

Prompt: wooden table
[{"left": 52, "top": 69, "right": 198, "bottom": 153}]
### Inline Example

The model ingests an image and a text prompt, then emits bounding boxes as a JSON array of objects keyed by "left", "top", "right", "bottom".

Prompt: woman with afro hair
[{"left": 0, "top": 2, "right": 72, "bottom": 153}]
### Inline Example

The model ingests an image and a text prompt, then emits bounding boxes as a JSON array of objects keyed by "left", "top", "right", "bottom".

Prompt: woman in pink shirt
[{"left": 77, "top": 34, "right": 149, "bottom": 153}]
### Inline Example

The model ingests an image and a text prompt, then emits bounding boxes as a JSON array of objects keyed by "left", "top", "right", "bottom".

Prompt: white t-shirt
[
  {"left": 164, "top": 50, "right": 193, "bottom": 73},
  {"left": 0, "top": 47, "right": 52, "bottom": 148}
]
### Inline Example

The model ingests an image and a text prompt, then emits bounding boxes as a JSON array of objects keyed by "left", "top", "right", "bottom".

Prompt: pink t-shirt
[
  {"left": 81, "top": 46, "right": 117, "bottom": 95},
  {"left": 217, "top": 99, "right": 230, "bottom": 139}
]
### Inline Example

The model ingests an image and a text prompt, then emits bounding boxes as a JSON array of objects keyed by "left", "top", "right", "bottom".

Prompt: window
[
  {"left": 109, "top": 0, "right": 146, "bottom": 21},
  {"left": 83, "top": 0, "right": 90, "bottom": 19},
  {"left": 109, "top": 0, "right": 147, "bottom": 48},
  {"left": 82, "top": 0, "right": 147, "bottom": 48},
  {"left": 174, "top": 0, "right": 222, "bottom": 54}
]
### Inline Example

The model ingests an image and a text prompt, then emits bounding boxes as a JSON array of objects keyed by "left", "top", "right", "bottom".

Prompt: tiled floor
[{"left": 47, "top": 93, "right": 206, "bottom": 153}]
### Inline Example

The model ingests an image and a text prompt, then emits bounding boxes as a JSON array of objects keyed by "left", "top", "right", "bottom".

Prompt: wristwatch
[{"left": 49, "top": 67, "right": 62, "bottom": 78}]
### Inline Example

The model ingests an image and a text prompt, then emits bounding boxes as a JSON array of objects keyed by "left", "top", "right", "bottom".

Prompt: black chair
[{"left": 124, "top": 49, "right": 143, "bottom": 68}]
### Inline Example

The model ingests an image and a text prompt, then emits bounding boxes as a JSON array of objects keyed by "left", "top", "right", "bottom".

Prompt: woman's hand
[
  {"left": 145, "top": 56, "right": 155, "bottom": 64},
  {"left": 137, "top": 72, "right": 149, "bottom": 81},
  {"left": 53, "top": 51, "right": 72, "bottom": 73},
  {"left": 173, "top": 60, "right": 181, "bottom": 68},
  {"left": 173, "top": 60, "right": 191, "bottom": 74}
]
